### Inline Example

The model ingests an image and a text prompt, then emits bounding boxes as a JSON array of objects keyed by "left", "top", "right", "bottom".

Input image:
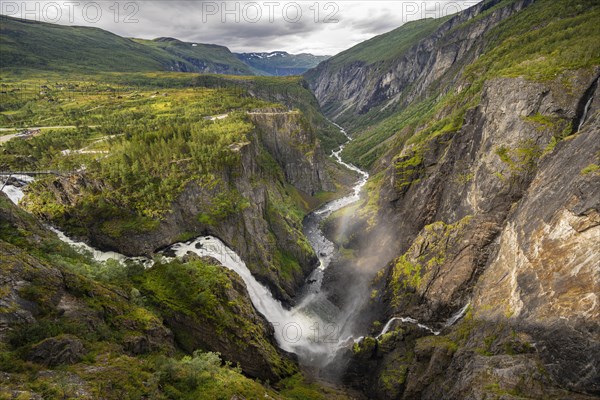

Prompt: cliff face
[
  {"left": 25, "top": 110, "right": 333, "bottom": 305},
  {"left": 305, "top": 0, "right": 600, "bottom": 397},
  {"left": 249, "top": 110, "right": 334, "bottom": 195},
  {"left": 305, "top": 0, "right": 534, "bottom": 125},
  {"left": 352, "top": 75, "right": 599, "bottom": 399},
  {"left": 377, "top": 71, "right": 599, "bottom": 318},
  {"left": 0, "top": 192, "right": 296, "bottom": 389}
]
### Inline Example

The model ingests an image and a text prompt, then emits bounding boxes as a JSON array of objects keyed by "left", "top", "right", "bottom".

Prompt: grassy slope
[
  {"left": 325, "top": 17, "right": 448, "bottom": 69},
  {"left": 0, "top": 16, "right": 253, "bottom": 74},
  {"left": 134, "top": 38, "right": 253, "bottom": 74},
  {"left": 341, "top": 0, "right": 600, "bottom": 169}
]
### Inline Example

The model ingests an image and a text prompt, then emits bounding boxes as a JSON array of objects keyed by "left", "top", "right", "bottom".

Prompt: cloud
[{"left": 0, "top": 0, "right": 482, "bottom": 55}]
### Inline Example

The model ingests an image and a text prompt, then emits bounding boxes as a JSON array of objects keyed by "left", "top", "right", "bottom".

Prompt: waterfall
[
  {"left": 577, "top": 95, "right": 594, "bottom": 132},
  {"left": 0, "top": 175, "right": 34, "bottom": 204},
  {"left": 0, "top": 123, "right": 372, "bottom": 367},
  {"left": 445, "top": 302, "right": 470, "bottom": 327},
  {"left": 376, "top": 317, "right": 440, "bottom": 339}
]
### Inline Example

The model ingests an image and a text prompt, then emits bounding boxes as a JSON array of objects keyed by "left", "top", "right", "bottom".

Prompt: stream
[{"left": 1, "top": 124, "right": 465, "bottom": 369}]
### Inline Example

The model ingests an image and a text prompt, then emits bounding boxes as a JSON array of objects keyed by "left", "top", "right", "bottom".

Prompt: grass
[
  {"left": 337, "top": 0, "right": 600, "bottom": 169},
  {"left": 307, "top": 17, "right": 448, "bottom": 71}
]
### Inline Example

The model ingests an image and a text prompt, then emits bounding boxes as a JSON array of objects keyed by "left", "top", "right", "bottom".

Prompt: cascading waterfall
[
  {"left": 0, "top": 175, "right": 34, "bottom": 204},
  {"left": 1, "top": 124, "right": 458, "bottom": 370},
  {"left": 374, "top": 302, "right": 471, "bottom": 340},
  {"left": 0, "top": 124, "right": 373, "bottom": 367},
  {"left": 577, "top": 94, "right": 594, "bottom": 132},
  {"left": 445, "top": 302, "right": 470, "bottom": 327},
  {"left": 376, "top": 317, "right": 440, "bottom": 338}
]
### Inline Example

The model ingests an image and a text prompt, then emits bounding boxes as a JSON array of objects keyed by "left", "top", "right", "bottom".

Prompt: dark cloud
[{"left": 1, "top": 1, "right": 482, "bottom": 54}]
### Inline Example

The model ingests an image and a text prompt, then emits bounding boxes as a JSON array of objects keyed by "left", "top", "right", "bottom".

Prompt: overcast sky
[{"left": 1, "top": 1, "right": 483, "bottom": 55}]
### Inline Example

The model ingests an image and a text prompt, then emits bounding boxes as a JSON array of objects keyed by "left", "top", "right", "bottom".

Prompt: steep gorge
[
  {"left": 1, "top": 0, "right": 599, "bottom": 397},
  {"left": 305, "top": 0, "right": 600, "bottom": 398},
  {"left": 24, "top": 107, "right": 336, "bottom": 305}
]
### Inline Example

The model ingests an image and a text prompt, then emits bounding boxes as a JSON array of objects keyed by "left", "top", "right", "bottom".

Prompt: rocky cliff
[
  {"left": 306, "top": 0, "right": 600, "bottom": 397},
  {"left": 306, "top": 0, "right": 534, "bottom": 128},
  {"left": 0, "top": 191, "right": 297, "bottom": 397},
  {"left": 24, "top": 109, "right": 334, "bottom": 305}
]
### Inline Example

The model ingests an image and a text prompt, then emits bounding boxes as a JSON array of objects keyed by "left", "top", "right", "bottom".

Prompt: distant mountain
[
  {"left": 236, "top": 51, "right": 330, "bottom": 76},
  {"left": 0, "top": 16, "right": 254, "bottom": 75},
  {"left": 133, "top": 37, "right": 254, "bottom": 75}
]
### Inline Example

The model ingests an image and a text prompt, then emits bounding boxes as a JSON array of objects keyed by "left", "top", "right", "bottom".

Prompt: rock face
[
  {"left": 375, "top": 71, "right": 599, "bottom": 318},
  {"left": 249, "top": 110, "right": 334, "bottom": 195},
  {"left": 305, "top": 0, "right": 600, "bottom": 397},
  {"left": 338, "top": 72, "right": 600, "bottom": 399},
  {"left": 471, "top": 112, "right": 600, "bottom": 394},
  {"left": 26, "top": 335, "right": 86, "bottom": 366},
  {"left": 25, "top": 110, "right": 333, "bottom": 304},
  {"left": 305, "top": 0, "right": 535, "bottom": 124}
]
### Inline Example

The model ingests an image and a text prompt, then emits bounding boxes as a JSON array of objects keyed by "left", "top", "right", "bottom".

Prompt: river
[
  {"left": 0, "top": 124, "right": 372, "bottom": 367},
  {"left": 1, "top": 122, "right": 468, "bottom": 369}
]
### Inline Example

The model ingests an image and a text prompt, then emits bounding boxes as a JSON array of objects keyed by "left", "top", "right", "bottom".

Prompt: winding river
[
  {"left": 0, "top": 125, "right": 370, "bottom": 366},
  {"left": 2, "top": 125, "right": 460, "bottom": 368}
]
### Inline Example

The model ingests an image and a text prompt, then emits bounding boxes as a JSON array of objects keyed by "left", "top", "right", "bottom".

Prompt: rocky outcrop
[
  {"left": 26, "top": 335, "right": 86, "bottom": 366},
  {"left": 24, "top": 110, "right": 333, "bottom": 304},
  {"left": 142, "top": 254, "right": 297, "bottom": 381},
  {"left": 335, "top": 69, "right": 600, "bottom": 399},
  {"left": 249, "top": 110, "right": 334, "bottom": 195}
]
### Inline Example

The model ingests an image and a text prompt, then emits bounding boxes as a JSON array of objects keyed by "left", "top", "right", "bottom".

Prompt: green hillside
[
  {"left": 133, "top": 37, "right": 253, "bottom": 74},
  {"left": 310, "top": 0, "right": 600, "bottom": 168},
  {"left": 305, "top": 17, "right": 447, "bottom": 78},
  {"left": 0, "top": 16, "right": 254, "bottom": 75}
]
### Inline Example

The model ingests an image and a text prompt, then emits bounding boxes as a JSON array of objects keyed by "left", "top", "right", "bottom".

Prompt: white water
[
  {"left": 49, "top": 227, "right": 154, "bottom": 268},
  {"left": 577, "top": 95, "right": 594, "bottom": 132},
  {"left": 315, "top": 124, "right": 369, "bottom": 217},
  {"left": 374, "top": 302, "right": 471, "bottom": 340},
  {"left": 445, "top": 302, "right": 470, "bottom": 327},
  {"left": 165, "top": 125, "right": 372, "bottom": 365},
  {"left": 0, "top": 124, "right": 372, "bottom": 366},
  {"left": 0, "top": 175, "right": 34, "bottom": 204},
  {"left": 376, "top": 317, "right": 440, "bottom": 339},
  {"left": 166, "top": 237, "right": 334, "bottom": 360},
  {"left": 1, "top": 176, "right": 154, "bottom": 268}
]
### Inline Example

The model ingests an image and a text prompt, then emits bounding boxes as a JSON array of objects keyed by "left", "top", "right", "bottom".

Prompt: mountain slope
[
  {"left": 134, "top": 37, "right": 253, "bottom": 74},
  {"left": 0, "top": 16, "right": 254, "bottom": 75},
  {"left": 306, "top": 0, "right": 600, "bottom": 398},
  {"left": 236, "top": 51, "right": 330, "bottom": 76}
]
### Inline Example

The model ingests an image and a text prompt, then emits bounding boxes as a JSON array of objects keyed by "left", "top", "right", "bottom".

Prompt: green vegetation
[
  {"left": 581, "top": 163, "right": 600, "bottom": 175},
  {"left": 277, "top": 374, "right": 353, "bottom": 400},
  {"left": 339, "top": 0, "right": 600, "bottom": 169},
  {"left": 389, "top": 216, "right": 472, "bottom": 307},
  {"left": 495, "top": 139, "right": 543, "bottom": 182},
  {"left": 0, "top": 16, "right": 253, "bottom": 75},
  {"left": 394, "top": 146, "right": 424, "bottom": 190},
  {"left": 1, "top": 77, "right": 274, "bottom": 226},
  {"left": 307, "top": 18, "right": 448, "bottom": 70},
  {"left": 0, "top": 190, "right": 308, "bottom": 399},
  {"left": 415, "top": 335, "right": 458, "bottom": 355}
]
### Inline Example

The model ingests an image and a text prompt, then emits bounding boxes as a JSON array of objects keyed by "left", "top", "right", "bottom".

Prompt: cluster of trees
[{"left": 1, "top": 80, "right": 277, "bottom": 219}]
